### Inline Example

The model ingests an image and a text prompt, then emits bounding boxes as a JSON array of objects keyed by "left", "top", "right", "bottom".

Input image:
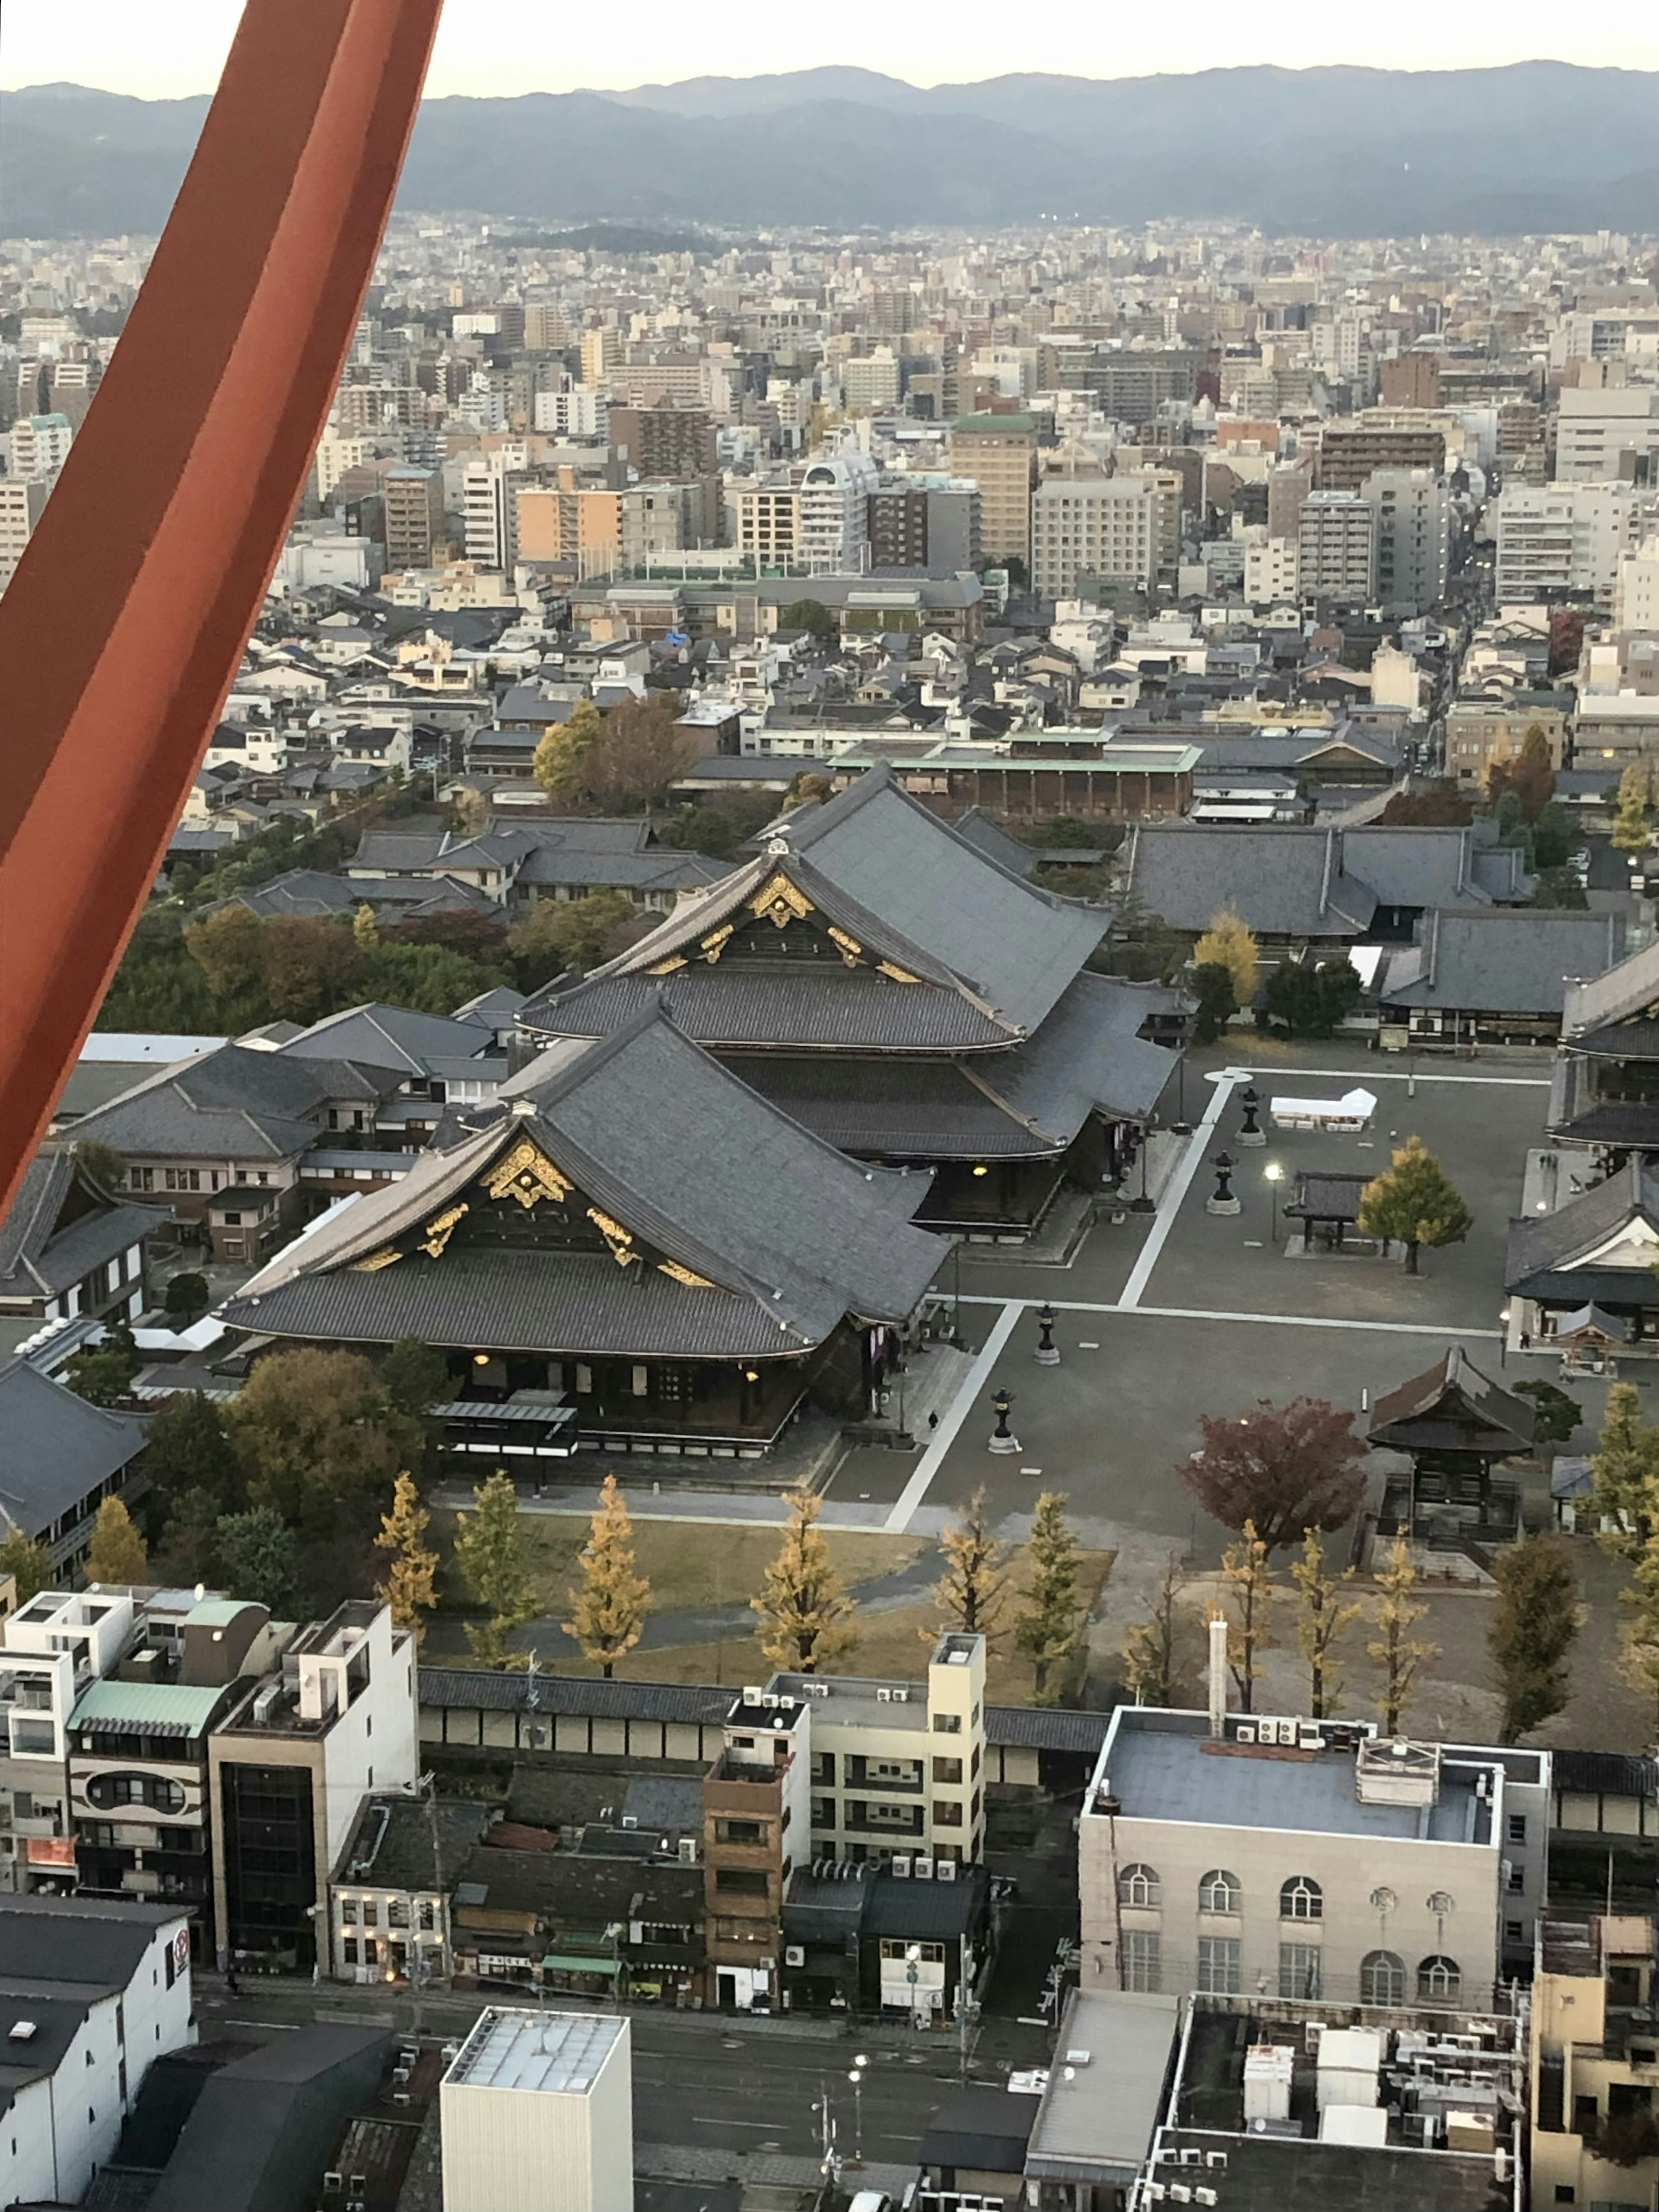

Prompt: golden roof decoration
[{"left": 484, "top": 1138, "right": 574, "bottom": 1211}]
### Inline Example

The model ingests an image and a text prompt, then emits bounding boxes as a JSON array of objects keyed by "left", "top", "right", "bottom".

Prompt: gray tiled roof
[
  {"left": 529, "top": 966, "right": 1015, "bottom": 1052},
  {"left": 1381, "top": 909, "right": 1624, "bottom": 1016},
  {"left": 1125, "top": 824, "right": 1377, "bottom": 938},
  {"left": 1506, "top": 1156, "right": 1659, "bottom": 1298},
  {"left": 1562, "top": 937, "right": 1659, "bottom": 1042},
  {"left": 0, "top": 1358, "right": 147, "bottom": 1540},
  {"left": 277, "top": 1003, "right": 497, "bottom": 1077},
  {"left": 0, "top": 1152, "right": 164, "bottom": 1301},
  {"left": 70, "top": 1045, "right": 403, "bottom": 1162},
  {"left": 221, "top": 1011, "right": 944, "bottom": 1357}
]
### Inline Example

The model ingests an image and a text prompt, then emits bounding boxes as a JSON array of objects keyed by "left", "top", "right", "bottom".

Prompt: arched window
[
  {"left": 1360, "top": 1950, "right": 1406, "bottom": 2007},
  {"left": 1118, "top": 1864, "right": 1161, "bottom": 1909},
  {"left": 1418, "top": 1955, "right": 1461, "bottom": 2002},
  {"left": 1280, "top": 1875, "right": 1323, "bottom": 1921},
  {"left": 1199, "top": 1869, "right": 1242, "bottom": 1914}
]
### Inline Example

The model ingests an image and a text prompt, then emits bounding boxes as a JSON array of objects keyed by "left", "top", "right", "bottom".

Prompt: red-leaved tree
[{"left": 1182, "top": 1398, "right": 1367, "bottom": 1555}]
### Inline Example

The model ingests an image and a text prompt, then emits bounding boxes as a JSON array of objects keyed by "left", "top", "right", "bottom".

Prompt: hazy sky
[{"left": 0, "top": 0, "right": 1654, "bottom": 97}]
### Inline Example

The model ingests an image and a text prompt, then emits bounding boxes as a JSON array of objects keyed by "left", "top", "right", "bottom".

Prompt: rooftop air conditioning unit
[
  {"left": 877, "top": 1688, "right": 893, "bottom": 1702},
  {"left": 937, "top": 1859, "right": 957, "bottom": 1881},
  {"left": 914, "top": 1858, "right": 934, "bottom": 1880},
  {"left": 677, "top": 1837, "right": 698, "bottom": 1866},
  {"left": 741, "top": 1685, "right": 765, "bottom": 1703},
  {"left": 1195, "top": 2191, "right": 1219, "bottom": 2208},
  {"left": 392, "top": 2066, "right": 410, "bottom": 2085},
  {"left": 392, "top": 2091, "right": 412, "bottom": 2106},
  {"left": 1299, "top": 1731, "right": 1326, "bottom": 1751},
  {"left": 1234, "top": 1723, "right": 1257, "bottom": 1744},
  {"left": 1169, "top": 2188, "right": 1192, "bottom": 2206},
  {"left": 891, "top": 1856, "right": 912, "bottom": 1878},
  {"left": 323, "top": 2177, "right": 343, "bottom": 2194},
  {"left": 785, "top": 1945, "right": 805, "bottom": 1966},
  {"left": 622, "top": 1815, "right": 639, "bottom": 1829}
]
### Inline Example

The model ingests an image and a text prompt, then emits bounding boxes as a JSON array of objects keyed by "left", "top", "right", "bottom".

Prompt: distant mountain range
[{"left": 2, "top": 63, "right": 1656, "bottom": 240}]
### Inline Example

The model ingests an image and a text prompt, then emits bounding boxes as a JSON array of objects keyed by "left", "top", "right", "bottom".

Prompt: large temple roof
[
  {"left": 219, "top": 1010, "right": 944, "bottom": 1360},
  {"left": 519, "top": 765, "right": 1111, "bottom": 1054}
]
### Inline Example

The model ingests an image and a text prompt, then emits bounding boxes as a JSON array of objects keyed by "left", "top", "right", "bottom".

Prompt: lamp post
[
  {"left": 988, "top": 1386, "right": 1019, "bottom": 1455},
  {"left": 1264, "top": 1160, "right": 1284, "bottom": 1247},
  {"left": 1237, "top": 1084, "right": 1265, "bottom": 1147},
  {"left": 1207, "top": 1150, "right": 1241, "bottom": 1217},
  {"left": 1500, "top": 1304, "right": 1512, "bottom": 1370},
  {"left": 1034, "top": 1303, "right": 1060, "bottom": 1366},
  {"left": 847, "top": 2053, "right": 869, "bottom": 2165},
  {"left": 907, "top": 1942, "right": 925, "bottom": 2030}
]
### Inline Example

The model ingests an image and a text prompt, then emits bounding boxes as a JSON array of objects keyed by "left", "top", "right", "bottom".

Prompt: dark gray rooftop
[
  {"left": 1104, "top": 1729, "right": 1487, "bottom": 1843},
  {"left": 0, "top": 1894, "right": 182, "bottom": 1992},
  {"left": 1125, "top": 824, "right": 1377, "bottom": 938},
  {"left": 70, "top": 1043, "right": 404, "bottom": 1161},
  {"left": 277, "top": 1001, "right": 498, "bottom": 1076},
  {"left": 1381, "top": 908, "right": 1624, "bottom": 1016},
  {"left": 0, "top": 1150, "right": 165, "bottom": 1304},
  {"left": 0, "top": 1358, "right": 148, "bottom": 1540}
]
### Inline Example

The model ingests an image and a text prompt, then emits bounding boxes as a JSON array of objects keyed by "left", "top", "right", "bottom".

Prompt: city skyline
[{"left": 1, "top": 0, "right": 1656, "bottom": 100}]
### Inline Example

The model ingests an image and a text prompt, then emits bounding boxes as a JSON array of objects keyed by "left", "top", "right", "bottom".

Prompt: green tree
[
  {"left": 1220, "top": 1522, "right": 1276, "bottom": 1714},
  {"left": 74, "top": 1138, "right": 128, "bottom": 1193},
  {"left": 156, "top": 1487, "right": 224, "bottom": 1585},
  {"left": 1290, "top": 1527, "right": 1362, "bottom": 1719},
  {"left": 260, "top": 916, "right": 362, "bottom": 1023},
  {"left": 1513, "top": 1378, "right": 1583, "bottom": 1447},
  {"left": 1120, "top": 1552, "right": 1193, "bottom": 1708},
  {"left": 64, "top": 1317, "right": 140, "bottom": 1408},
  {"left": 1611, "top": 761, "right": 1653, "bottom": 857},
  {"left": 86, "top": 1497, "right": 149, "bottom": 1587},
  {"left": 507, "top": 891, "right": 641, "bottom": 989},
  {"left": 454, "top": 1471, "right": 538, "bottom": 1668},
  {"left": 926, "top": 1486, "right": 1010, "bottom": 1643},
  {"left": 1262, "top": 958, "right": 1363, "bottom": 1039},
  {"left": 1532, "top": 865, "right": 1589, "bottom": 910},
  {"left": 1367, "top": 1538, "right": 1438, "bottom": 1735},
  {"left": 229, "top": 1348, "right": 422, "bottom": 1536},
  {"left": 1488, "top": 1536, "right": 1579, "bottom": 1742},
  {"left": 778, "top": 597, "right": 839, "bottom": 645},
  {"left": 1358, "top": 1135, "right": 1474, "bottom": 1274},
  {"left": 0, "top": 1529, "right": 53, "bottom": 1605},
  {"left": 143, "top": 1392, "right": 242, "bottom": 1530},
  {"left": 752, "top": 1482, "right": 858, "bottom": 1673},
  {"left": 1190, "top": 962, "right": 1236, "bottom": 1045},
  {"left": 1531, "top": 800, "right": 1575, "bottom": 873},
  {"left": 379, "top": 1337, "right": 450, "bottom": 1418},
  {"left": 374, "top": 1472, "right": 439, "bottom": 1644},
  {"left": 1591, "top": 1381, "right": 1659, "bottom": 1560},
  {"left": 1193, "top": 909, "right": 1259, "bottom": 1011},
  {"left": 563, "top": 1474, "right": 651, "bottom": 1677},
  {"left": 1378, "top": 783, "right": 1473, "bottom": 827},
  {"left": 532, "top": 698, "right": 605, "bottom": 802},
  {"left": 184, "top": 903, "right": 270, "bottom": 1015},
  {"left": 163, "top": 1273, "right": 212, "bottom": 1328},
  {"left": 214, "top": 1506, "right": 299, "bottom": 1613},
  {"left": 1015, "top": 1491, "right": 1084, "bottom": 1704},
  {"left": 358, "top": 938, "right": 501, "bottom": 1015}
]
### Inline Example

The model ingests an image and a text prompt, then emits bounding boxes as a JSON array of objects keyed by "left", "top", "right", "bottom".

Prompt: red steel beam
[{"left": 0, "top": 0, "right": 441, "bottom": 1220}]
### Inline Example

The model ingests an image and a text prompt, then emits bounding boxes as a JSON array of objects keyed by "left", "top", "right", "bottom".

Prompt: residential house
[{"left": 329, "top": 1792, "right": 489, "bottom": 1987}]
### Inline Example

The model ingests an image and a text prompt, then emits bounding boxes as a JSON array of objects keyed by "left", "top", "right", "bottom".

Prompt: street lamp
[
  {"left": 906, "top": 1943, "right": 925, "bottom": 2030},
  {"left": 1264, "top": 1160, "right": 1284, "bottom": 1246},
  {"left": 847, "top": 2053, "right": 869, "bottom": 2164},
  {"left": 1034, "top": 1303, "right": 1060, "bottom": 1366},
  {"left": 988, "top": 1386, "right": 1019, "bottom": 1455},
  {"left": 1500, "top": 1304, "right": 1512, "bottom": 1370}
]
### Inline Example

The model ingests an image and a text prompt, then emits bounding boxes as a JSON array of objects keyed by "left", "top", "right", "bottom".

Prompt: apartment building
[
  {"left": 1555, "top": 387, "right": 1659, "bottom": 483},
  {"left": 1494, "top": 482, "right": 1659, "bottom": 605},
  {"left": 1365, "top": 467, "right": 1450, "bottom": 615},
  {"left": 8, "top": 410, "right": 74, "bottom": 478},
  {"left": 1444, "top": 694, "right": 1570, "bottom": 788},
  {"left": 208, "top": 1600, "right": 417, "bottom": 1974},
  {"left": 0, "top": 1591, "right": 134, "bottom": 1895},
  {"left": 531, "top": 382, "right": 608, "bottom": 439},
  {"left": 1030, "top": 471, "right": 1178, "bottom": 598},
  {"left": 1616, "top": 533, "right": 1659, "bottom": 632},
  {"left": 1314, "top": 419, "right": 1445, "bottom": 490},
  {"left": 382, "top": 465, "right": 445, "bottom": 570},
  {"left": 1297, "top": 489, "right": 1379, "bottom": 605},
  {"left": 0, "top": 477, "right": 50, "bottom": 591},
  {"left": 949, "top": 413, "right": 1039, "bottom": 565},
  {"left": 1532, "top": 1913, "right": 1659, "bottom": 2207},
  {"left": 737, "top": 452, "right": 878, "bottom": 574},
  {"left": 1242, "top": 525, "right": 1300, "bottom": 606},
  {"left": 1080, "top": 1695, "right": 1550, "bottom": 2007}
]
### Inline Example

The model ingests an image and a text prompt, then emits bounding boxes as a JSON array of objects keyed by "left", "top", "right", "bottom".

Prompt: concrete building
[
  {"left": 798, "top": 451, "right": 878, "bottom": 572},
  {"left": 1364, "top": 467, "right": 1450, "bottom": 615},
  {"left": 1442, "top": 696, "right": 1570, "bottom": 789},
  {"left": 328, "top": 1789, "right": 483, "bottom": 1986},
  {"left": 1532, "top": 1913, "right": 1659, "bottom": 2209},
  {"left": 1616, "top": 532, "right": 1659, "bottom": 632},
  {"left": 1494, "top": 481, "right": 1659, "bottom": 605},
  {"left": 461, "top": 454, "right": 514, "bottom": 571},
  {"left": 1314, "top": 419, "right": 1445, "bottom": 490},
  {"left": 208, "top": 1600, "right": 417, "bottom": 1974},
  {"left": 0, "top": 476, "right": 50, "bottom": 591},
  {"left": 0, "top": 1591, "right": 134, "bottom": 1895},
  {"left": 532, "top": 383, "right": 608, "bottom": 439},
  {"left": 1079, "top": 1697, "right": 1550, "bottom": 2005},
  {"left": 1297, "top": 490, "right": 1379, "bottom": 605},
  {"left": 1242, "top": 524, "right": 1300, "bottom": 606},
  {"left": 949, "top": 412, "right": 1039, "bottom": 566},
  {"left": 7, "top": 410, "right": 73, "bottom": 478},
  {"left": 441, "top": 2007, "right": 632, "bottom": 2212},
  {"left": 843, "top": 346, "right": 902, "bottom": 411},
  {"left": 0, "top": 1894, "right": 196, "bottom": 2206},
  {"left": 1555, "top": 386, "right": 1659, "bottom": 483},
  {"left": 382, "top": 465, "right": 444, "bottom": 570},
  {"left": 1030, "top": 471, "right": 1178, "bottom": 598}
]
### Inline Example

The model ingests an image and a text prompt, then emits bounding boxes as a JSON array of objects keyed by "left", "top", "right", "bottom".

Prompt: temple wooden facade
[
  {"left": 518, "top": 765, "right": 1184, "bottom": 1238},
  {"left": 220, "top": 1010, "right": 944, "bottom": 1459},
  {"left": 1369, "top": 1348, "right": 1533, "bottom": 1550}
]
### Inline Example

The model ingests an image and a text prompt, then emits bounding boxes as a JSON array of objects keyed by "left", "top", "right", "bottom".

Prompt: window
[
  {"left": 1552, "top": 2188, "right": 1574, "bottom": 2204},
  {"left": 362, "top": 1903, "right": 378, "bottom": 1929},
  {"left": 1280, "top": 1876, "right": 1322, "bottom": 1921},
  {"left": 715, "top": 1868, "right": 769, "bottom": 1897},
  {"left": 1360, "top": 1950, "right": 1406, "bottom": 2006},
  {"left": 932, "top": 1757, "right": 963, "bottom": 1785},
  {"left": 1119, "top": 1864, "right": 1161, "bottom": 1910},
  {"left": 932, "top": 1800, "right": 963, "bottom": 1827},
  {"left": 1198, "top": 1936, "right": 1241, "bottom": 1994},
  {"left": 1280, "top": 1943, "right": 1322, "bottom": 2000},
  {"left": 1507, "top": 1862, "right": 1526, "bottom": 1893},
  {"left": 340, "top": 1901, "right": 357, "bottom": 1926},
  {"left": 880, "top": 1938, "right": 944, "bottom": 1964},
  {"left": 1418, "top": 1955, "right": 1461, "bottom": 2002},
  {"left": 932, "top": 1713, "right": 961, "bottom": 1735},
  {"left": 716, "top": 1819, "right": 764, "bottom": 1846},
  {"left": 1199, "top": 1869, "right": 1242, "bottom": 1914},
  {"left": 1506, "top": 1920, "right": 1525, "bottom": 1945},
  {"left": 342, "top": 1940, "right": 358, "bottom": 1965},
  {"left": 1123, "top": 1930, "right": 1161, "bottom": 1992}
]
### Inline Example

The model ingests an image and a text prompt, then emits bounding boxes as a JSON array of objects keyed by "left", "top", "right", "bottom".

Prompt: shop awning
[{"left": 542, "top": 1953, "right": 623, "bottom": 1976}]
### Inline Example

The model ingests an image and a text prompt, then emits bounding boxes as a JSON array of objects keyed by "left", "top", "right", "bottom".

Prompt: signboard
[{"left": 25, "top": 1836, "right": 76, "bottom": 1869}]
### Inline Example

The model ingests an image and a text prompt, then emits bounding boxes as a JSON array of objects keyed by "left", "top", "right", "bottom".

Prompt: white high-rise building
[
  {"left": 0, "top": 477, "right": 50, "bottom": 591},
  {"left": 797, "top": 451, "right": 879, "bottom": 572},
  {"left": 1296, "top": 490, "right": 1378, "bottom": 605},
  {"left": 8, "top": 411, "right": 73, "bottom": 478},
  {"left": 1554, "top": 388, "right": 1659, "bottom": 483},
  {"left": 1364, "top": 467, "right": 1450, "bottom": 615},
  {"left": 1242, "top": 525, "right": 1300, "bottom": 607},
  {"left": 1495, "top": 482, "right": 1659, "bottom": 606},
  {"left": 1615, "top": 534, "right": 1659, "bottom": 633},
  {"left": 1031, "top": 472, "right": 1174, "bottom": 597}
]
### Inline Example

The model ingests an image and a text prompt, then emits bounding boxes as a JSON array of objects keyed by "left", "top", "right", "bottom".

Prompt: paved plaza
[{"left": 839, "top": 1041, "right": 1567, "bottom": 1558}]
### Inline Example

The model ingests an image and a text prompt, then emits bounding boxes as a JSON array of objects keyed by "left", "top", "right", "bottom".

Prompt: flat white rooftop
[{"left": 444, "top": 2007, "right": 624, "bottom": 2096}]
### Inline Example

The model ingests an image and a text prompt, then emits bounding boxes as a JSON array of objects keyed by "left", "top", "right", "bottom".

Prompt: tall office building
[
  {"left": 949, "top": 413, "right": 1039, "bottom": 566},
  {"left": 383, "top": 465, "right": 445, "bottom": 569},
  {"left": 0, "top": 478, "right": 50, "bottom": 591},
  {"left": 1495, "top": 482, "right": 1659, "bottom": 605},
  {"left": 579, "top": 327, "right": 623, "bottom": 387},
  {"left": 1555, "top": 388, "right": 1659, "bottom": 484},
  {"left": 1364, "top": 467, "right": 1450, "bottom": 615},
  {"left": 1296, "top": 489, "right": 1379, "bottom": 604},
  {"left": 1030, "top": 472, "right": 1176, "bottom": 597}
]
